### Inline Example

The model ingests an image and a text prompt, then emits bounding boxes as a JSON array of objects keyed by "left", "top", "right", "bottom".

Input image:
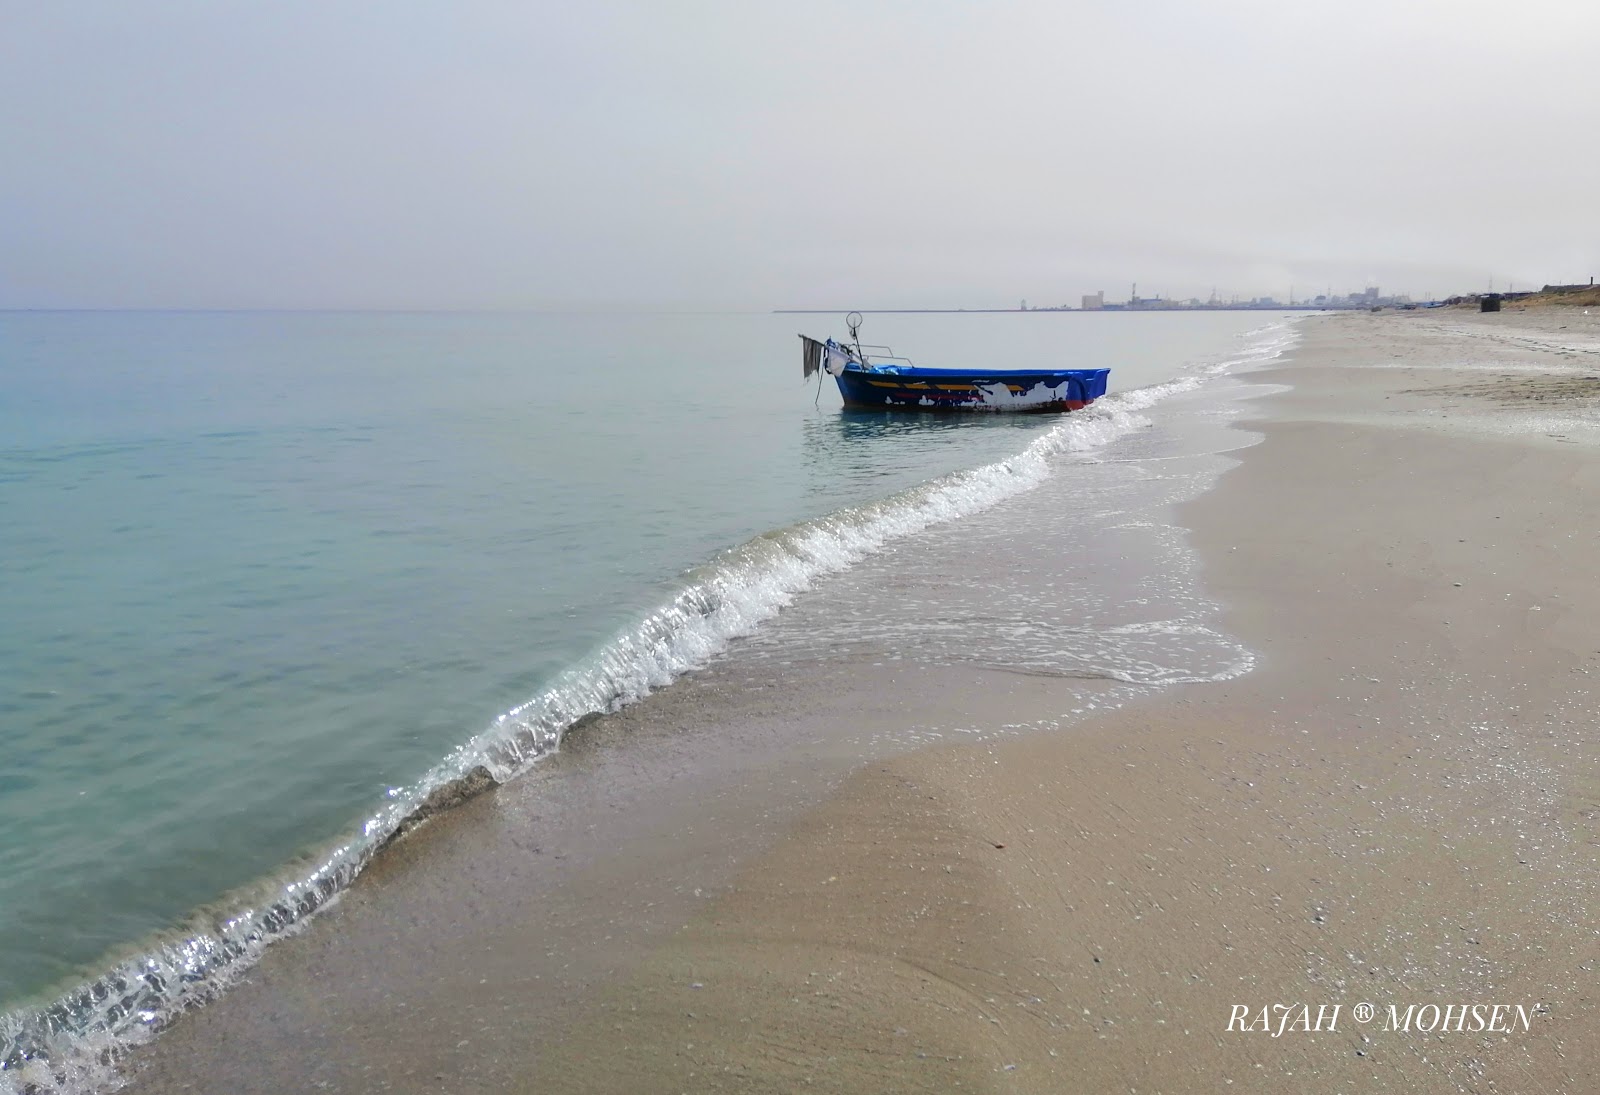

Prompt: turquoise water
[{"left": 0, "top": 309, "right": 1288, "bottom": 1079}]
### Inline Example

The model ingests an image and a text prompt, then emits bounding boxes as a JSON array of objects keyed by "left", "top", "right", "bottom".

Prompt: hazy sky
[{"left": 3, "top": 0, "right": 1596, "bottom": 310}]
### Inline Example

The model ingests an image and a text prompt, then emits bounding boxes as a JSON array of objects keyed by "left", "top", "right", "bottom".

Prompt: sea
[{"left": 0, "top": 309, "right": 1299, "bottom": 1090}]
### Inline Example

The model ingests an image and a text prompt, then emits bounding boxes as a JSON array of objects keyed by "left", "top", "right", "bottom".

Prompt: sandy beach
[{"left": 125, "top": 309, "right": 1600, "bottom": 1093}]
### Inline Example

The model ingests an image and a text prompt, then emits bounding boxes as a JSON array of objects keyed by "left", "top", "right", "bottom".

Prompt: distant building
[{"left": 1082, "top": 291, "right": 1104, "bottom": 311}]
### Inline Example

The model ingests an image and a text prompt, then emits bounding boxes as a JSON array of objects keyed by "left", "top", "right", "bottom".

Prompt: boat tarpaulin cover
[{"left": 799, "top": 335, "right": 825, "bottom": 379}]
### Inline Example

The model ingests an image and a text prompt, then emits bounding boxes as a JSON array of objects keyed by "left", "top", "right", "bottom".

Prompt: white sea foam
[{"left": 0, "top": 318, "right": 1301, "bottom": 1095}]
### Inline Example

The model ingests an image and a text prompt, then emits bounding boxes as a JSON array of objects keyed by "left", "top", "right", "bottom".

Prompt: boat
[{"left": 800, "top": 313, "right": 1109, "bottom": 413}]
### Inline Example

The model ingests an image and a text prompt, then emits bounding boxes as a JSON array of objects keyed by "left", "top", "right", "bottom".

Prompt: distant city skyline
[{"left": 781, "top": 284, "right": 1412, "bottom": 314}]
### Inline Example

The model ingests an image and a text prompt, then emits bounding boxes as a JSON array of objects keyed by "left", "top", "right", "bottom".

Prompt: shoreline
[
  {"left": 525, "top": 311, "right": 1600, "bottom": 1091},
  {"left": 116, "top": 310, "right": 1600, "bottom": 1092},
  {"left": 8, "top": 314, "right": 1291, "bottom": 1093}
]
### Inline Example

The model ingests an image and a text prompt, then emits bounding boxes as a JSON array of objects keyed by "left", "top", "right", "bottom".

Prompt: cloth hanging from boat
[
  {"left": 824, "top": 339, "right": 850, "bottom": 377},
  {"left": 799, "top": 335, "right": 825, "bottom": 379}
]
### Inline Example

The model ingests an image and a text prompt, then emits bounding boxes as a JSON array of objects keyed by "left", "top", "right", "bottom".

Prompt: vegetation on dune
[{"left": 1506, "top": 285, "right": 1600, "bottom": 308}]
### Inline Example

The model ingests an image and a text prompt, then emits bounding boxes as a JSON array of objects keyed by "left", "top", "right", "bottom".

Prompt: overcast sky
[{"left": 3, "top": 0, "right": 1596, "bottom": 310}]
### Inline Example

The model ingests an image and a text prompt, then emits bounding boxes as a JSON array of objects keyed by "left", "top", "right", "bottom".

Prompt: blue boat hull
[{"left": 834, "top": 365, "right": 1109, "bottom": 413}]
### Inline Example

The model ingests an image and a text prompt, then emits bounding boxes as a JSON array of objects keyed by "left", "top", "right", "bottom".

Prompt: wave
[{"left": 0, "top": 319, "right": 1301, "bottom": 1095}]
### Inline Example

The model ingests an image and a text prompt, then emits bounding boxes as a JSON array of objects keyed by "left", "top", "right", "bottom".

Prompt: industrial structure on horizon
[
  {"left": 780, "top": 278, "right": 1595, "bottom": 316},
  {"left": 1019, "top": 284, "right": 1416, "bottom": 312}
]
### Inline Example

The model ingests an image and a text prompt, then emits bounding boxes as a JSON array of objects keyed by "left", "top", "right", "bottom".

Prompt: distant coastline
[
  {"left": 774, "top": 305, "right": 1337, "bottom": 314},
  {"left": 778, "top": 278, "right": 1597, "bottom": 315}
]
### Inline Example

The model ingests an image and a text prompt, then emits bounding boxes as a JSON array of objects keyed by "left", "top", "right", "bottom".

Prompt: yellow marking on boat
[
  {"left": 1007, "top": 384, "right": 1025, "bottom": 392},
  {"left": 904, "top": 382, "right": 931, "bottom": 390},
  {"left": 865, "top": 380, "right": 900, "bottom": 388},
  {"left": 934, "top": 383, "right": 974, "bottom": 391}
]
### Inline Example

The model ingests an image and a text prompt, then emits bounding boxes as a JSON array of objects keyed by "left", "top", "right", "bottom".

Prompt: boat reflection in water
[{"left": 797, "top": 406, "right": 1056, "bottom": 507}]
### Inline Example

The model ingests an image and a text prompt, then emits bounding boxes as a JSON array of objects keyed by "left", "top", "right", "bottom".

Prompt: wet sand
[{"left": 126, "top": 311, "right": 1600, "bottom": 1093}]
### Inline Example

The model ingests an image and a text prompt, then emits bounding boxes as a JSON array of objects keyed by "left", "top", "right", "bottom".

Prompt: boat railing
[{"left": 856, "top": 343, "right": 916, "bottom": 368}]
